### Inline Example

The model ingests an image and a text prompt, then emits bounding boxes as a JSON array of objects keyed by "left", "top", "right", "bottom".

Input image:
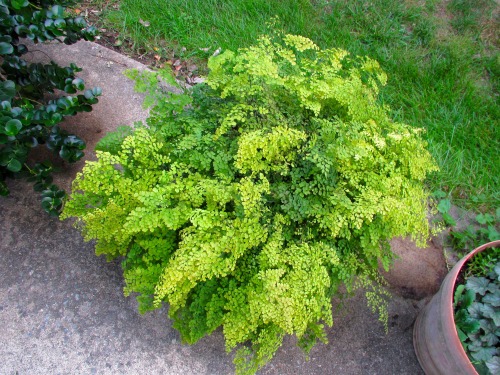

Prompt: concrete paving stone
[{"left": 0, "top": 40, "right": 445, "bottom": 374}]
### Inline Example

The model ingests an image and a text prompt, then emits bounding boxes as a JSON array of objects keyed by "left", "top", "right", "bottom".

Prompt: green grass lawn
[{"left": 88, "top": 0, "right": 499, "bottom": 208}]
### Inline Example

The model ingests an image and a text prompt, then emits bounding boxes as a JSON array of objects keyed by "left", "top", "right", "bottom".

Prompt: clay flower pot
[{"left": 413, "top": 240, "right": 500, "bottom": 374}]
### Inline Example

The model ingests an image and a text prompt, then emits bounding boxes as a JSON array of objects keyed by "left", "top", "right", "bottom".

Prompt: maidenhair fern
[{"left": 62, "top": 32, "right": 438, "bottom": 374}]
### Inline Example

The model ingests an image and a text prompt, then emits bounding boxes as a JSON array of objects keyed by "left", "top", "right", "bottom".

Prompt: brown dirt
[{"left": 382, "top": 237, "right": 448, "bottom": 300}]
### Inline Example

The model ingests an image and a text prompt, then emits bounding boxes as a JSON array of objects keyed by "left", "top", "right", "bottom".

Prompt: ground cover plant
[
  {"left": 433, "top": 190, "right": 499, "bottom": 260},
  {"left": 62, "top": 33, "right": 438, "bottom": 374},
  {"left": 0, "top": 0, "right": 100, "bottom": 214},
  {"left": 454, "top": 246, "right": 500, "bottom": 375},
  {"left": 77, "top": 0, "right": 500, "bottom": 210}
]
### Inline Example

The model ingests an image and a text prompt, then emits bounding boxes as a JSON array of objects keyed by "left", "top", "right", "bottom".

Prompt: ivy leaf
[
  {"left": 437, "top": 199, "right": 451, "bottom": 214},
  {"left": 482, "top": 293, "right": 500, "bottom": 307},
  {"left": 466, "top": 277, "right": 490, "bottom": 296},
  {"left": 432, "top": 190, "right": 447, "bottom": 199},
  {"left": 461, "top": 289, "right": 476, "bottom": 309},
  {"left": 481, "top": 332, "right": 499, "bottom": 347},
  {"left": 455, "top": 309, "right": 480, "bottom": 334},
  {"left": 468, "top": 302, "right": 482, "bottom": 319},
  {"left": 486, "top": 356, "right": 500, "bottom": 375},
  {"left": 487, "top": 282, "right": 499, "bottom": 294},
  {"left": 487, "top": 226, "right": 500, "bottom": 242},
  {"left": 479, "top": 319, "right": 496, "bottom": 334},
  {"left": 476, "top": 213, "right": 494, "bottom": 225},
  {"left": 470, "top": 346, "right": 497, "bottom": 362}
]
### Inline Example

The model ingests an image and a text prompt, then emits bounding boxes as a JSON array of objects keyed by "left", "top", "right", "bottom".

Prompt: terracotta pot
[{"left": 413, "top": 240, "right": 500, "bottom": 375}]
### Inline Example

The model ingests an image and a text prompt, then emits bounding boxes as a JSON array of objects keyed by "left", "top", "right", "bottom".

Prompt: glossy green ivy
[
  {"left": 63, "top": 33, "right": 438, "bottom": 374},
  {"left": 0, "top": 0, "right": 100, "bottom": 214}
]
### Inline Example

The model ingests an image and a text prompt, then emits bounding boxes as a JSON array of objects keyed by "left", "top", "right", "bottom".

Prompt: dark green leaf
[
  {"left": 468, "top": 302, "right": 482, "bottom": 319},
  {"left": 482, "top": 293, "right": 500, "bottom": 307},
  {"left": 443, "top": 212, "right": 457, "bottom": 226},
  {"left": 470, "top": 347, "right": 497, "bottom": 362},
  {"left": 432, "top": 190, "right": 447, "bottom": 199},
  {"left": 72, "top": 78, "right": 85, "bottom": 91},
  {"left": 28, "top": 25, "right": 39, "bottom": 34},
  {"left": 488, "top": 226, "right": 500, "bottom": 242},
  {"left": 7, "top": 158, "right": 22, "bottom": 172},
  {"left": 74, "top": 17, "right": 86, "bottom": 28},
  {"left": 467, "top": 277, "right": 490, "bottom": 296},
  {"left": 10, "top": 107, "right": 22, "bottom": 117},
  {"left": 481, "top": 332, "right": 499, "bottom": 347},
  {"left": 57, "top": 97, "right": 72, "bottom": 110},
  {"left": 454, "top": 284, "right": 465, "bottom": 307},
  {"left": 461, "top": 319, "right": 481, "bottom": 335},
  {"left": 92, "top": 87, "right": 102, "bottom": 96},
  {"left": 462, "top": 289, "right": 476, "bottom": 309},
  {"left": 479, "top": 318, "right": 496, "bottom": 334},
  {"left": 476, "top": 213, "right": 494, "bottom": 225},
  {"left": 0, "top": 180, "right": 9, "bottom": 196},
  {"left": 4, "top": 119, "right": 22, "bottom": 136},
  {"left": 486, "top": 356, "right": 500, "bottom": 375},
  {"left": 50, "top": 112, "right": 63, "bottom": 124},
  {"left": 488, "top": 284, "right": 500, "bottom": 295},
  {"left": 0, "top": 80, "right": 16, "bottom": 102},
  {"left": 46, "top": 104, "right": 58, "bottom": 113},
  {"left": 64, "top": 84, "right": 76, "bottom": 94},
  {"left": 1, "top": 101, "right": 11, "bottom": 111},
  {"left": 11, "top": 0, "right": 29, "bottom": 9},
  {"left": 0, "top": 41, "right": 13, "bottom": 55},
  {"left": 63, "top": 135, "right": 85, "bottom": 149},
  {"left": 456, "top": 326, "right": 468, "bottom": 343},
  {"left": 54, "top": 19, "right": 66, "bottom": 28},
  {"left": 51, "top": 5, "right": 64, "bottom": 18},
  {"left": 83, "top": 89, "right": 94, "bottom": 99}
]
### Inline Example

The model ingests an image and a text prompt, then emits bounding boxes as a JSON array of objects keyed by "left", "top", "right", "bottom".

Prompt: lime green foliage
[
  {"left": 92, "top": 0, "right": 500, "bottom": 207},
  {"left": 63, "top": 34, "right": 438, "bottom": 373}
]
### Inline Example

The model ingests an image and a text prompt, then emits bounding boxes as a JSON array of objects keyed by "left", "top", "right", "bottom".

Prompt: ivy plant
[
  {"left": 62, "top": 33, "right": 438, "bottom": 373},
  {"left": 434, "top": 190, "right": 500, "bottom": 259},
  {"left": 0, "top": 0, "right": 100, "bottom": 215},
  {"left": 454, "top": 251, "right": 500, "bottom": 375}
]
